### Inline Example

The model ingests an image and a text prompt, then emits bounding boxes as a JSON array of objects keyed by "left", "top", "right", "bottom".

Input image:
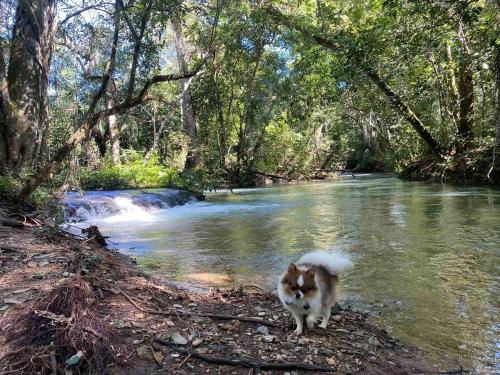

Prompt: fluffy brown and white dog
[{"left": 278, "top": 251, "right": 353, "bottom": 335}]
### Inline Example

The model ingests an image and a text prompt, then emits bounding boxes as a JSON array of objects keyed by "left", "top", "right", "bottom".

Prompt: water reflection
[{"left": 82, "top": 175, "right": 499, "bottom": 372}]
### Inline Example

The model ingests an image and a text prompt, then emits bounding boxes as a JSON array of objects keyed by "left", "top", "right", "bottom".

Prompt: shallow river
[{"left": 69, "top": 175, "right": 500, "bottom": 372}]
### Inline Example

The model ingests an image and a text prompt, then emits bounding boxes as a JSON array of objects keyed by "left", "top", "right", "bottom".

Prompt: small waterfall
[{"left": 60, "top": 189, "right": 197, "bottom": 223}]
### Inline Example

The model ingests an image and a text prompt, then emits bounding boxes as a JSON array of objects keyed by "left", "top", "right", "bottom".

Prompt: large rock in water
[{"left": 59, "top": 189, "right": 197, "bottom": 222}]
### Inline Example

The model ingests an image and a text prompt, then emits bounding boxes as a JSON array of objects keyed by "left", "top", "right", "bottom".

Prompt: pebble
[
  {"left": 319, "top": 348, "right": 335, "bottom": 356},
  {"left": 281, "top": 342, "right": 295, "bottom": 349},
  {"left": 192, "top": 338, "right": 203, "bottom": 347},
  {"left": 257, "top": 311, "right": 266, "bottom": 316},
  {"left": 368, "top": 336, "right": 381, "bottom": 347},
  {"left": 136, "top": 345, "right": 153, "bottom": 360},
  {"left": 257, "top": 325, "right": 269, "bottom": 335},
  {"left": 173, "top": 304, "right": 183, "bottom": 308},
  {"left": 332, "top": 315, "right": 342, "bottom": 322},
  {"left": 262, "top": 335, "right": 275, "bottom": 343},
  {"left": 326, "top": 357, "right": 336, "bottom": 365},
  {"left": 171, "top": 332, "right": 188, "bottom": 345}
]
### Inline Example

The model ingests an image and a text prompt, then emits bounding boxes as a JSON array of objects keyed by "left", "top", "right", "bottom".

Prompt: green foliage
[
  {"left": 77, "top": 151, "right": 182, "bottom": 190},
  {"left": 0, "top": 175, "right": 19, "bottom": 202},
  {"left": 0, "top": 175, "right": 51, "bottom": 206},
  {"left": 255, "top": 117, "right": 312, "bottom": 177},
  {"left": 2, "top": 0, "right": 497, "bottom": 195}
]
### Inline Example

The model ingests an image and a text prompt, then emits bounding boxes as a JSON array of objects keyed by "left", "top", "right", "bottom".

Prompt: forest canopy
[{"left": 0, "top": 0, "right": 499, "bottom": 199}]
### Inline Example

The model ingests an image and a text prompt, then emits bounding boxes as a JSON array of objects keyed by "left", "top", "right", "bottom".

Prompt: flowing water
[{"left": 62, "top": 175, "right": 500, "bottom": 372}]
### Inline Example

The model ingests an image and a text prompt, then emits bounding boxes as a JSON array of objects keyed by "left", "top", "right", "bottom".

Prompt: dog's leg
[
  {"left": 292, "top": 311, "right": 304, "bottom": 335},
  {"left": 306, "top": 313, "right": 317, "bottom": 329},
  {"left": 319, "top": 307, "right": 331, "bottom": 329}
]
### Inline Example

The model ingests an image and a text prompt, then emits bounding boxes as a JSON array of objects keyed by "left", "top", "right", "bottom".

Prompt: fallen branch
[
  {"left": 155, "top": 338, "right": 336, "bottom": 372},
  {"left": 254, "top": 171, "right": 292, "bottom": 182},
  {"left": 314, "top": 168, "right": 356, "bottom": 178},
  {"left": 113, "top": 284, "right": 277, "bottom": 327},
  {"left": 172, "top": 311, "right": 278, "bottom": 327},
  {"left": 0, "top": 218, "right": 25, "bottom": 228},
  {"left": 0, "top": 245, "right": 23, "bottom": 253}
]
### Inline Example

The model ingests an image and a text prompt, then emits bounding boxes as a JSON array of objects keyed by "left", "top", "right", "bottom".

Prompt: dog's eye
[{"left": 290, "top": 285, "right": 298, "bottom": 291}]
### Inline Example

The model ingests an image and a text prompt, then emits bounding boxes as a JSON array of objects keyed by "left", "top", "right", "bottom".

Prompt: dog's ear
[{"left": 288, "top": 263, "right": 298, "bottom": 273}]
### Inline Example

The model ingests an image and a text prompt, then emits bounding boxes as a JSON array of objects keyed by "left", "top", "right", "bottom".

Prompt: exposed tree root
[{"left": 1, "top": 279, "right": 111, "bottom": 374}]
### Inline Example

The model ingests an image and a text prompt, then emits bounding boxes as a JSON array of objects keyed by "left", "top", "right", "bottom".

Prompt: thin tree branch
[
  {"left": 126, "top": 0, "right": 153, "bottom": 100},
  {"left": 155, "top": 339, "right": 337, "bottom": 372},
  {"left": 58, "top": 4, "right": 112, "bottom": 29}
]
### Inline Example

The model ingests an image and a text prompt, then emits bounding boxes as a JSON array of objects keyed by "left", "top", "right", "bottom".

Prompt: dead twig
[
  {"left": 176, "top": 353, "right": 191, "bottom": 369},
  {"left": 155, "top": 338, "right": 336, "bottom": 372}
]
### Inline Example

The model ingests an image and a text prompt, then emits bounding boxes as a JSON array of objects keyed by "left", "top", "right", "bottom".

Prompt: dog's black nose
[
  {"left": 303, "top": 303, "right": 310, "bottom": 310},
  {"left": 295, "top": 292, "right": 301, "bottom": 299}
]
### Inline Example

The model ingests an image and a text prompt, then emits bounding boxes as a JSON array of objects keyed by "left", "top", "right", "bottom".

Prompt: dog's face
[{"left": 280, "top": 263, "right": 317, "bottom": 305}]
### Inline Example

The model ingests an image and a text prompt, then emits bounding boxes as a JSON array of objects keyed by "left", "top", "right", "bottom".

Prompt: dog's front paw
[
  {"left": 293, "top": 327, "right": 303, "bottom": 335},
  {"left": 319, "top": 322, "right": 328, "bottom": 329}
]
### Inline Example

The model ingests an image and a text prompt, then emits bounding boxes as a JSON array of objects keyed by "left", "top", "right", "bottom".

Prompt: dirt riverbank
[{"left": 0, "top": 205, "right": 464, "bottom": 375}]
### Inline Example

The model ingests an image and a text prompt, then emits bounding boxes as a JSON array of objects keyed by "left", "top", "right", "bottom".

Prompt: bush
[
  {"left": 78, "top": 151, "right": 182, "bottom": 190},
  {"left": 0, "top": 175, "right": 51, "bottom": 207}
]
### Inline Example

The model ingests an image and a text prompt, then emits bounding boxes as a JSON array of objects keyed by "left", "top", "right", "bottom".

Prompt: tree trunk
[
  {"left": 237, "top": 44, "right": 263, "bottom": 169},
  {"left": 490, "top": 40, "right": 500, "bottom": 184},
  {"left": 107, "top": 80, "right": 120, "bottom": 165},
  {"left": 445, "top": 43, "right": 461, "bottom": 129},
  {"left": 172, "top": 20, "right": 198, "bottom": 169},
  {"left": 363, "top": 67, "right": 443, "bottom": 158},
  {"left": 495, "top": 46, "right": 500, "bottom": 165},
  {"left": 212, "top": 62, "right": 227, "bottom": 169},
  {"left": 455, "top": 20, "right": 474, "bottom": 146},
  {"left": 0, "top": 0, "right": 57, "bottom": 171}
]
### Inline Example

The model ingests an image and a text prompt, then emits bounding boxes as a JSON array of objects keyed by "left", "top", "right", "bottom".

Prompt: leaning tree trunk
[
  {"left": 264, "top": 6, "right": 444, "bottom": 159},
  {"left": 0, "top": 0, "right": 57, "bottom": 171},
  {"left": 363, "top": 67, "right": 443, "bottom": 158},
  {"left": 172, "top": 20, "right": 199, "bottom": 169}
]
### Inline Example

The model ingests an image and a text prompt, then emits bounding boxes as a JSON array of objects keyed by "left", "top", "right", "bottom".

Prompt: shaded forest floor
[{"left": 0, "top": 205, "right": 465, "bottom": 375}]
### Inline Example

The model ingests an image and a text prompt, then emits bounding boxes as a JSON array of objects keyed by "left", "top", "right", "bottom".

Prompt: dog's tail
[{"left": 297, "top": 250, "right": 353, "bottom": 276}]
